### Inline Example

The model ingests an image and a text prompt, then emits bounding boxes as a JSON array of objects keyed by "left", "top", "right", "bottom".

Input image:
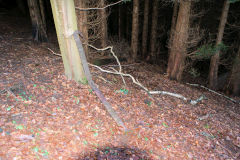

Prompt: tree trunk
[
  {"left": 50, "top": 0, "right": 86, "bottom": 83},
  {"left": 232, "top": 46, "right": 240, "bottom": 96},
  {"left": 167, "top": 1, "right": 179, "bottom": 75},
  {"left": 149, "top": 0, "right": 159, "bottom": 62},
  {"left": 131, "top": 0, "right": 139, "bottom": 61},
  {"left": 167, "top": 0, "right": 191, "bottom": 81},
  {"left": 99, "top": 0, "right": 108, "bottom": 51},
  {"left": 225, "top": 45, "right": 240, "bottom": 96},
  {"left": 27, "top": 0, "right": 48, "bottom": 42},
  {"left": 39, "top": 0, "right": 47, "bottom": 32},
  {"left": 141, "top": 0, "right": 149, "bottom": 58},
  {"left": 118, "top": 4, "right": 123, "bottom": 40},
  {"left": 209, "top": 0, "right": 230, "bottom": 89},
  {"left": 75, "top": 0, "right": 89, "bottom": 59},
  {"left": 126, "top": 6, "right": 130, "bottom": 41}
]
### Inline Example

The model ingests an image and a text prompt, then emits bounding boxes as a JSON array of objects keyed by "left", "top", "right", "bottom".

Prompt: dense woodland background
[{"left": 1, "top": 0, "right": 240, "bottom": 96}]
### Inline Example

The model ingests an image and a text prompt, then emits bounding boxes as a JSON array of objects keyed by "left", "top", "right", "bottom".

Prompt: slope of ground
[{"left": 0, "top": 10, "right": 240, "bottom": 160}]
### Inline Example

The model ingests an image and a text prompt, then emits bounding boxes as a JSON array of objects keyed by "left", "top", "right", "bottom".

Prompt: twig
[
  {"left": 98, "top": 76, "right": 113, "bottom": 84},
  {"left": 84, "top": 43, "right": 126, "bottom": 86},
  {"left": 110, "top": 67, "right": 126, "bottom": 86},
  {"left": 186, "top": 83, "right": 239, "bottom": 104},
  {"left": 47, "top": 48, "right": 61, "bottom": 56},
  {"left": 88, "top": 63, "right": 148, "bottom": 91},
  {"left": 75, "top": 0, "right": 124, "bottom": 11}
]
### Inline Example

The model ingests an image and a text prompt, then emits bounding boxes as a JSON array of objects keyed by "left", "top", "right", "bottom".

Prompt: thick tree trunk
[
  {"left": 225, "top": 45, "right": 240, "bottom": 96},
  {"left": 39, "top": 0, "right": 47, "bottom": 32},
  {"left": 131, "top": 0, "right": 139, "bottom": 61},
  {"left": 75, "top": 0, "right": 89, "bottom": 59},
  {"left": 99, "top": 0, "right": 108, "bottom": 50},
  {"left": 167, "top": 0, "right": 191, "bottom": 81},
  {"left": 27, "top": 0, "right": 48, "bottom": 42},
  {"left": 209, "top": 0, "right": 230, "bottom": 89},
  {"left": 149, "top": 0, "right": 159, "bottom": 62},
  {"left": 167, "top": 1, "right": 179, "bottom": 75},
  {"left": 232, "top": 48, "right": 240, "bottom": 95},
  {"left": 50, "top": 0, "right": 86, "bottom": 83},
  {"left": 141, "top": 0, "right": 149, "bottom": 58}
]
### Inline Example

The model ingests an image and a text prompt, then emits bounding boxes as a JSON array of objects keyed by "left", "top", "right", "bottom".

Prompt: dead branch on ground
[
  {"left": 83, "top": 43, "right": 205, "bottom": 105},
  {"left": 186, "top": 83, "right": 239, "bottom": 104}
]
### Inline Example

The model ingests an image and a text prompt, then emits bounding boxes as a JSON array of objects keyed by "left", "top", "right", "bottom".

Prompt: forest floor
[{"left": 0, "top": 9, "right": 240, "bottom": 160}]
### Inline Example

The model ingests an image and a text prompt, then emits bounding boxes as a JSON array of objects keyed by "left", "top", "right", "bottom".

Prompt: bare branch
[{"left": 186, "top": 83, "right": 239, "bottom": 104}]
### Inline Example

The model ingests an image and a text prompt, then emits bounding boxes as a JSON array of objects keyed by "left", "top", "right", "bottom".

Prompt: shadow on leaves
[{"left": 78, "top": 146, "right": 152, "bottom": 160}]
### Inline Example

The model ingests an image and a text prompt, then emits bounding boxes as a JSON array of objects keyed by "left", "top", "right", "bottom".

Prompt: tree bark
[
  {"left": 118, "top": 4, "right": 123, "bottom": 40},
  {"left": 75, "top": 0, "right": 89, "bottom": 59},
  {"left": 167, "top": 1, "right": 179, "bottom": 75},
  {"left": 149, "top": 0, "right": 159, "bottom": 62},
  {"left": 27, "top": 0, "right": 48, "bottom": 42},
  {"left": 39, "top": 0, "right": 47, "bottom": 32},
  {"left": 209, "top": 0, "right": 230, "bottom": 89},
  {"left": 141, "top": 0, "right": 149, "bottom": 58},
  {"left": 131, "top": 0, "right": 139, "bottom": 61},
  {"left": 225, "top": 44, "right": 240, "bottom": 96},
  {"left": 50, "top": 0, "right": 86, "bottom": 83},
  {"left": 99, "top": 0, "right": 108, "bottom": 51},
  {"left": 167, "top": 0, "right": 191, "bottom": 81},
  {"left": 232, "top": 46, "right": 240, "bottom": 96}
]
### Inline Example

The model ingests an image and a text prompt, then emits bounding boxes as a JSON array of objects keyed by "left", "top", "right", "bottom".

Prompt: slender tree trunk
[
  {"left": 118, "top": 4, "right": 123, "bottom": 40},
  {"left": 50, "top": 0, "right": 86, "bottom": 83},
  {"left": 167, "top": 1, "right": 179, "bottom": 75},
  {"left": 131, "top": 0, "right": 139, "bottom": 61},
  {"left": 209, "top": 0, "right": 230, "bottom": 89},
  {"left": 75, "top": 0, "right": 89, "bottom": 59},
  {"left": 99, "top": 0, "right": 108, "bottom": 51},
  {"left": 142, "top": 0, "right": 149, "bottom": 58},
  {"left": 149, "top": 0, "right": 159, "bottom": 62},
  {"left": 126, "top": 7, "right": 130, "bottom": 41},
  {"left": 27, "top": 0, "right": 48, "bottom": 42},
  {"left": 167, "top": 0, "right": 191, "bottom": 81}
]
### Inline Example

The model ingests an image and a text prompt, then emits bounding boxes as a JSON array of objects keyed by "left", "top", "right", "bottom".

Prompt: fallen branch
[
  {"left": 47, "top": 48, "right": 61, "bottom": 57},
  {"left": 186, "top": 83, "right": 239, "bottom": 104},
  {"left": 82, "top": 43, "right": 204, "bottom": 104},
  {"left": 48, "top": 32, "right": 205, "bottom": 109},
  {"left": 73, "top": 31, "right": 127, "bottom": 131},
  {"left": 84, "top": 43, "right": 126, "bottom": 86},
  {"left": 89, "top": 63, "right": 205, "bottom": 105},
  {"left": 110, "top": 67, "right": 126, "bottom": 86},
  {"left": 88, "top": 63, "right": 148, "bottom": 91}
]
